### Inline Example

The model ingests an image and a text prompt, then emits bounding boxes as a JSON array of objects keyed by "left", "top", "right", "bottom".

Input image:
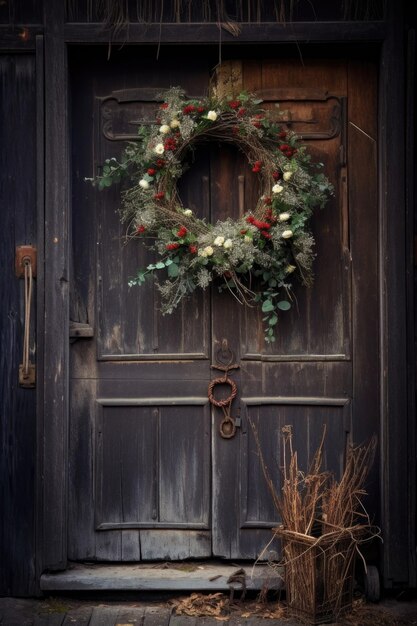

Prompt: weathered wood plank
[
  {"left": 89, "top": 607, "right": 120, "bottom": 626},
  {"left": 169, "top": 617, "right": 197, "bottom": 626},
  {"left": 113, "top": 606, "right": 145, "bottom": 624},
  {"left": 33, "top": 615, "right": 66, "bottom": 626},
  {"left": 0, "top": 53, "right": 37, "bottom": 596},
  {"left": 68, "top": 379, "right": 97, "bottom": 560},
  {"left": 35, "top": 32, "right": 45, "bottom": 596},
  {"left": 63, "top": 22, "right": 386, "bottom": 44},
  {"left": 61, "top": 610, "right": 92, "bottom": 626},
  {"left": 42, "top": 0, "right": 69, "bottom": 570},
  {"left": 347, "top": 61, "right": 379, "bottom": 519},
  {"left": 140, "top": 531, "right": 211, "bottom": 560},
  {"left": 143, "top": 607, "right": 171, "bottom": 626},
  {"left": 0, "top": 26, "right": 43, "bottom": 50},
  {"left": 405, "top": 27, "right": 416, "bottom": 589},
  {"left": 378, "top": 5, "right": 409, "bottom": 587},
  {"left": 40, "top": 563, "right": 281, "bottom": 591}
]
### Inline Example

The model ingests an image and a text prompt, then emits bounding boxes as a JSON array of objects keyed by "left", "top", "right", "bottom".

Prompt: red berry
[
  {"left": 147, "top": 168, "right": 156, "bottom": 176},
  {"left": 177, "top": 226, "right": 188, "bottom": 238}
]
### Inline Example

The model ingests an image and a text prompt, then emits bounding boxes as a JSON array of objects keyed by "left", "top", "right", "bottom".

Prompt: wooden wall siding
[
  {"left": 41, "top": 0, "right": 69, "bottom": 572},
  {"left": 347, "top": 60, "right": 379, "bottom": 519},
  {"left": 0, "top": 0, "right": 42, "bottom": 25},
  {"left": 63, "top": 0, "right": 385, "bottom": 23},
  {"left": 0, "top": 0, "right": 385, "bottom": 25},
  {"left": 0, "top": 54, "right": 37, "bottom": 596},
  {"left": 379, "top": 5, "right": 410, "bottom": 587}
]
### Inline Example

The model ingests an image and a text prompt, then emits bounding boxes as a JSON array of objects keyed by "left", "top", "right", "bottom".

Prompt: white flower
[
  {"left": 139, "top": 179, "right": 150, "bottom": 189},
  {"left": 183, "top": 209, "right": 193, "bottom": 216},
  {"left": 207, "top": 110, "right": 218, "bottom": 121},
  {"left": 154, "top": 143, "right": 165, "bottom": 155},
  {"left": 244, "top": 235, "right": 252, "bottom": 243},
  {"left": 282, "top": 230, "right": 293, "bottom": 239},
  {"left": 159, "top": 124, "right": 170, "bottom": 134},
  {"left": 204, "top": 246, "right": 214, "bottom": 256},
  {"left": 272, "top": 184, "right": 284, "bottom": 194},
  {"left": 214, "top": 236, "right": 225, "bottom": 246},
  {"left": 170, "top": 119, "right": 180, "bottom": 128},
  {"left": 285, "top": 264, "right": 296, "bottom": 273},
  {"left": 279, "top": 212, "right": 290, "bottom": 222},
  {"left": 283, "top": 171, "right": 293, "bottom": 181},
  {"left": 223, "top": 239, "right": 233, "bottom": 249}
]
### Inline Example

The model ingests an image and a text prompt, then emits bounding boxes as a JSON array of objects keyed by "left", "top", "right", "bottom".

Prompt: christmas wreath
[{"left": 91, "top": 87, "right": 333, "bottom": 342}]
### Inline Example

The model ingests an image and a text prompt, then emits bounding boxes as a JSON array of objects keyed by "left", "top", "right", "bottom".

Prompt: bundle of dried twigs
[{"left": 251, "top": 422, "right": 380, "bottom": 624}]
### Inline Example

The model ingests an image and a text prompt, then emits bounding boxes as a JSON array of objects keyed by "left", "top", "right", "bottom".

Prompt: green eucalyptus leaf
[
  {"left": 155, "top": 262, "right": 165, "bottom": 269},
  {"left": 262, "top": 299, "right": 274, "bottom": 313},
  {"left": 168, "top": 262, "right": 179, "bottom": 278},
  {"left": 277, "top": 300, "right": 291, "bottom": 311}
]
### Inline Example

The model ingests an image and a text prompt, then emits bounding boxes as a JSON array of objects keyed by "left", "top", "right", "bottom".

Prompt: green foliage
[{"left": 89, "top": 86, "right": 333, "bottom": 343}]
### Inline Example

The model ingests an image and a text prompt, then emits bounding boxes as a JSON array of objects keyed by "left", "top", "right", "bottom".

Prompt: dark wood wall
[
  {"left": 0, "top": 53, "right": 37, "bottom": 596},
  {"left": 0, "top": 0, "right": 415, "bottom": 598}
]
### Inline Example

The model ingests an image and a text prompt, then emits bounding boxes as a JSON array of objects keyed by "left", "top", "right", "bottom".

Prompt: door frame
[{"left": 37, "top": 5, "right": 415, "bottom": 590}]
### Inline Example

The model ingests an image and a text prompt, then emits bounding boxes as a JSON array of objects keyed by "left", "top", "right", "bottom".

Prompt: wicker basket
[{"left": 275, "top": 526, "right": 362, "bottom": 625}]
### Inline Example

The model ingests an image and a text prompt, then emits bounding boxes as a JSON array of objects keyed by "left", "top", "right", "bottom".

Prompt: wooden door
[{"left": 69, "top": 48, "right": 378, "bottom": 562}]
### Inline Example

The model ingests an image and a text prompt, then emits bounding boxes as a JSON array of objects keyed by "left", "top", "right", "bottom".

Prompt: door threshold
[{"left": 40, "top": 561, "right": 284, "bottom": 592}]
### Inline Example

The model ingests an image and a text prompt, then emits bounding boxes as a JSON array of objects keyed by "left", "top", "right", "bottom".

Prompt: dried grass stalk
[{"left": 250, "top": 421, "right": 381, "bottom": 624}]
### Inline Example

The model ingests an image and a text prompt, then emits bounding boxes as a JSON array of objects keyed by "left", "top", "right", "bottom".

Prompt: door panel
[
  {"left": 69, "top": 49, "right": 378, "bottom": 562},
  {"left": 96, "top": 402, "right": 210, "bottom": 529}
]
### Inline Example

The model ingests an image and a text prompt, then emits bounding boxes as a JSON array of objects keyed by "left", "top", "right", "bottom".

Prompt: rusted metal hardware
[
  {"left": 227, "top": 567, "right": 247, "bottom": 602},
  {"left": 208, "top": 340, "right": 240, "bottom": 439},
  {"left": 15, "top": 245, "right": 37, "bottom": 278}
]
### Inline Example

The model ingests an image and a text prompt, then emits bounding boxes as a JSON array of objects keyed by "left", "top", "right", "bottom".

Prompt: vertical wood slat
[
  {"left": 405, "top": 27, "right": 416, "bottom": 589},
  {"left": 347, "top": 59, "right": 379, "bottom": 520},
  {"left": 35, "top": 32, "right": 45, "bottom": 595},
  {"left": 0, "top": 53, "right": 37, "bottom": 596},
  {"left": 42, "top": 0, "right": 69, "bottom": 569},
  {"left": 379, "top": 4, "right": 409, "bottom": 587}
]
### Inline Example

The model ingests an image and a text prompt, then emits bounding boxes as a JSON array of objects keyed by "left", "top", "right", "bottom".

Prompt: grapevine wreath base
[{"left": 92, "top": 87, "right": 333, "bottom": 342}]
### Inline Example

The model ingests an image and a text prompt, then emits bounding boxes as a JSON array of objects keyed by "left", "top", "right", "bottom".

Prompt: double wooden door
[{"left": 69, "top": 48, "right": 378, "bottom": 561}]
